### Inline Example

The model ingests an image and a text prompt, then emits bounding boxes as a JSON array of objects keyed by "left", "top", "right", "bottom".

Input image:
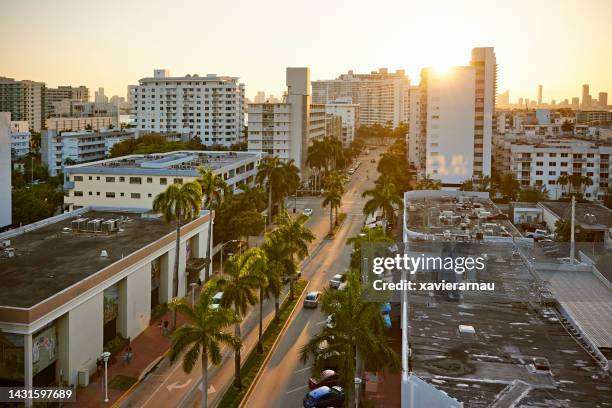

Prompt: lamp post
[
  {"left": 190, "top": 282, "right": 198, "bottom": 306},
  {"left": 354, "top": 377, "right": 362, "bottom": 408},
  {"left": 220, "top": 240, "right": 238, "bottom": 275},
  {"left": 101, "top": 351, "right": 111, "bottom": 403}
]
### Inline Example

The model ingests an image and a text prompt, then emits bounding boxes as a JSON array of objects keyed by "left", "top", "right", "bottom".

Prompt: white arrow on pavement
[
  {"left": 167, "top": 378, "right": 192, "bottom": 392},
  {"left": 198, "top": 383, "right": 216, "bottom": 394}
]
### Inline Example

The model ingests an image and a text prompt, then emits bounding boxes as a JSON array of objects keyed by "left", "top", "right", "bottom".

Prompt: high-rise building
[
  {"left": 582, "top": 84, "right": 591, "bottom": 108},
  {"left": 325, "top": 98, "right": 360, "bottom": 146},
  {"left": 407, "top": 86, "right": 421, "bottom": 167},
  {"left": 132, "top": 70, "right": 245, "bottom": 147},
  {"left": 94, "top": 87, "right": 108, "bottom": 104},
  {"left": 46, "top": 85, "right": 89, "bottom": 116},
  {"left": 571, "top": 97, "right": 580, "bottom": 109},
  {"left": 599, "top": 92, "right": 608, "bottom": 108},
  {"left": 537, "top": 85, "right": 543, "bottom": 105},
  {"left": 0, "top": 112, "right": 11, "bottom": 227},
  {"left": 518, "top": 97, "right": 524, "bottom": 107},
  {"left": 0, "top": 77, "right": 46, "bottom": 131},
  {"left": 497, "top": 90, "right": 510, "bottom": 108},
  {"left": 415, "top": 47, "right": 496, "bottom": 187},
  {"left": 312, "top": 68, "right": 410, "bottom": 127},
  {"left": 254, "top": 91, "right": 266, "bottom": 103},
  {"left": 248, "top": 68, "right": 311, "bottom": 173}
]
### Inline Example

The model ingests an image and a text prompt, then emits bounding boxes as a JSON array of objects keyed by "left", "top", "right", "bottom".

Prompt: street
[
  {"left": 243, "top": 151, "right": 379, "bottom": 408},
  {"left": 119, "top": 148, "right": 380, "bottom": 408}
]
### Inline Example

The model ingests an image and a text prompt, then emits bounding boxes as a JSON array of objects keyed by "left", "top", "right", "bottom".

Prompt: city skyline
[{"left": 1, "top": 0, "right": 611, "bottom": 102}]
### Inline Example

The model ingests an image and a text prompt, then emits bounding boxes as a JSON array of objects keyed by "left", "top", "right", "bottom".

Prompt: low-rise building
[
  {"left": 493, "top": 135, "right": 611, "bottom": 201},
  {"left": 0, "top": 207, "right": 211, "bottom": 390},
  {"left": 10, "top": 131, "right": 30, "bottom": 158},
  {"left": 576, "top": 110, "right": 612, "bottom": 126},
  {"left": 539, "top": 201, "right": 612, "bottom": 246},
  {"left": 63, "top": 150, "right": 262, "bottom": 211},
  {"left": 45, "top": 116, "right": 115, "bottom": 132}
]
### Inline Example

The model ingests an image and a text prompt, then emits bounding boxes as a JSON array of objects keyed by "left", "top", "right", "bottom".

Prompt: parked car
[
  {"left": 303, "top": 386, "right": 345, "bottom": 408},
  {"left": 329, "top": 274, "right": 344, "bottom": 289},
  {"left": 304, "top": 291, "right": 321, "bottom": 308},
  {"left": 308, "top": 369, "right": 339, "bottom": 390},
  {"left": 210, "top": 292, "right": 223, "bottom": 309},
  {"left": 533, "top": 357, "right": 551, "bottom": 371},
  {"left": 303, "top": 208, "right": 313, "bottom": 216},
  {"left": 325, "top": 314, "right": 335, "bottom": 329},
  {"left": 525, "top": 229, "right": 550, "bottom": 240}
]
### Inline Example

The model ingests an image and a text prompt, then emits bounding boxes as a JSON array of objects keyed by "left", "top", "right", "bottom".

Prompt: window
[
  {"left": 536, "top": 153, "right": 543, "bottom": 157},
  {"left": 73, "top": 175, "right": 83, "bottom": 181},
  {"left": 130, "top": 177, "right": 142, "bottom": 184},
  {"left": 561, "top": 162, "right": 568, "bottom": 167},
  {"left": 88, "top": 176, "right": 93, "bottom": 180},
  {"left": 561, "top": 153, "right": 568, "bottom": 157},
  {"left": 120, "top": 192, "right": 125, "bottom": 197},
  {"left": 96, "top": 176, "right": 100, "bottom": 180},
  {"left": 131, "top": 193, "right": 141, "bottom": 199},
  {"left": 147, "top": 177, "right": 153, "bottom": 183},
  {"left": 106, "top": 192, "right": 115, "bottom": 198},
  {"left": 119, "top": 177, "right": 125, "bottom": 182},
  {"left": 549, "top": 171, "right": 556, "bottom": 176},
  {"left": 106, "top": 177, "right": 115, "bottom": 182},
  {"left": 148, "top": 193, "right": 152, "bottom": 198},
  {"left": 536, "top": 170, "right": 543, "bottom": 175},
  {"left": 74, "top": 191, "right": 83, "bottom": 197},
  {"left": 549, "top": 162, "right": 556, "bottom": 166},
  {"left": 536, "top": 161, "right": 544, "bottom": 166},
  {"left": 96, "top": 192, "right": 100, "bottom": 196},
  {"left": 160, "top": 178, "right": 167, "bottom": 185},
  {"left": 549, "top": 153, "right": 557, "bottom": 157},
  {"left": 89, "top": 191, "right": 93, "bottom": 196},
  {"left": 173, "top": 178, "right": 183, "bottom": 184}
]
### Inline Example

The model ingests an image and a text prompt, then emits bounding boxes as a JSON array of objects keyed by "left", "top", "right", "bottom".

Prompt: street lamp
[
  {"left": 190, "top": 282, "right": 198, "bottom": 306},
  {"left": 220, "top": 240, "right": 238, "bottom": 275},
  {"left": 101, "top": 351, "right": 111, "bottom": 403},
  {"left": 354, "top": 377, "right": 362, "bottom": 408}
]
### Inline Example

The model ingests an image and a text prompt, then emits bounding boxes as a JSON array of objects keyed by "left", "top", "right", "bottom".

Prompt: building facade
[
  {"left": 45, "top": 85, "right": 89, "bottom": 116},
  {"left": 312, "top": 68, "right": 410, "bottom": 127},
  {"left": 325, "top": 98, "right": 360, "bottom": 146},
  {"left": 132, "top": 70, "right": 245, "bottom": 147},
  {"left": 45, "top": 116, "right": 115, "bottom": 132},
  {"left": 0, "top": 207, "right": 211, "bottom": 392},
  {"left": 63, "top": 151, "right": 262, "bottom": 210},
  {"left": 0, "top": 77, "right": 46, "bottom": 131}
]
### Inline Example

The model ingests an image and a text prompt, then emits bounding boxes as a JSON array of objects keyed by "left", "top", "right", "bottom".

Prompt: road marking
[
  {"left": 198, "top": 383, "right": 216, "bottom": 393},
  {"left": 286, "top": 385, "right": 308, "bottom": 394},
  {"left": 315, "top": 320, "right": 327, "bottom": 326},
  {"left": 167, "top": 378, "right": 192, "bottom": 392},
  {"left": 294, "top": 366, "right": 312, "bottom": 374}
]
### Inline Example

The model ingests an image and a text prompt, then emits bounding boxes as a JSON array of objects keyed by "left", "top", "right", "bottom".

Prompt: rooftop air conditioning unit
[
  {"left": 87, "top": 219, "right": 102, "bottom": 232},
  {"left": 101, "top": 219, "right": 118, "bottom": 233},
  {"left": 0, "top": 240, "right": 10, "bottom": 249}
]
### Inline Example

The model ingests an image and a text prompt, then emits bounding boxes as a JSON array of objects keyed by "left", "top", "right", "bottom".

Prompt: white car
[
  {"left": 329, "top": 274, "right": 343, "bottom": 289},
  {"left": 526, "top": 229, "right": 550, "bottom": 240},
  {"left": 210, "top": 292, "right": 223, "bottom": 309},
  {"left": 303, "top": 208, "right": 313, "bottom": 216}
]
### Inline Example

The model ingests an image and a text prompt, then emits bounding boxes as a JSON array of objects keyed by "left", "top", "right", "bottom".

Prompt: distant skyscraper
[
  {"left": 498, "top": 90, "right": 510, "bottom": 107},
  {"left": 582, "top": 84, "right": 590, "bottom": 108},
  {"left": 599, "top": 92, "right": 608, "bottom": 108},
  {"left": 518, "top": 97, "right": 523, "bottom": 107},
  {"left": 95, "top": 87, "right": 108, "bottom": 104},
  {"left": 254, "top": 91, "right": 266, "bottom": 103},
  {"left": 0, "top": 77, "right": 46, "bottom": 131},
  {"left": 537, "top": 85, "right": 543, "bottom": 105},
  {"left": 571, "top": 97, "right": 579, "bottom": 108}
]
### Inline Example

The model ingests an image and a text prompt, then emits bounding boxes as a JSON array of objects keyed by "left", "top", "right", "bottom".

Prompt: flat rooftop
[
  {"left": 0, "top": 211, "right": 175, "bottom": 308},
  {"left": 405, "top": 194, "right": 520, "bottom": 239},
  {"left": 405, "top": 241, "right": 612, "bottom": 406},
  {"left": 539, "top": 201, "right": 612, "bottom": 230},
  {"left": 64, "top": 151, "right": 260, "bottom": 177}
]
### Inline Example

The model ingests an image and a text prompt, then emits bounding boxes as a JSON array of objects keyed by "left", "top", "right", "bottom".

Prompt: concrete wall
[{"left": 119, "top": 263, "right": 152, "bottom": 340}]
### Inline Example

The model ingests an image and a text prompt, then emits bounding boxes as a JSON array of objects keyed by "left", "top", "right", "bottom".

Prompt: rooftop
[
  {"left": 539, "top": 201, "right": 612, "bottom": 230},
  {"left": 404, "top": 241, "right": 612, "bottom": 406},
  {"left": 64, "top": 150, "right": 260, "bottom": 177},
  {"left": 0, "top": 210, "right": 178, "bottom": 308}
]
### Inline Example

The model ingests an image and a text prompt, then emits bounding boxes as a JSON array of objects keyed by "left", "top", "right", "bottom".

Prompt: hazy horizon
[{"left": 1, "top": 0, "right": 610, "bottom": 103}]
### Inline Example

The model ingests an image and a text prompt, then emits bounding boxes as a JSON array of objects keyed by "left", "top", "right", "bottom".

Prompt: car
[
  {"left": 211, "top": 292, "right": 223, "bottom": 309},
  {"left": 303, "top": 208, "right": 313, "bottom": 216},
  {"left": 329, "top": 274, "right": 344, "bottom": 289},
  {"left": 532, "top": 357, "right": 551, "bottom": 371},
  {"left": 304, "top": 291, "right": 321, "bottom": 308},
  {"left": 325, "top": 314, "right": 335, "bottom": 329},
  {"left": 309, "top": 369, "right": 339, "bottom": 390},
  {"left": 525, "top": 229, "right": 550, "bottom": 240},
  {"left": 303, "top": 386, "right": 344, "bottom": 408}
]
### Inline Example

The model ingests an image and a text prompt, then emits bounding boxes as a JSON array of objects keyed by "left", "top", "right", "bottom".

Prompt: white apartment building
[
  {"left": 407, "top": 86, "right": 421, "bottom": 167},
  {"left": 312, "top": 68, "right": 410, "bottom": 127},
  {"left": 10, "top": 131, "right": 30, "bottom": 158},
  {"left": 0, "top": 207, "right": 211, "bottom": 392},
  {"left": 0, "top": 112, "right": 11, "bottom": 227},
  {"left": 132, "top": 69, "right": 245, "bottom": 147},
  {"left": 0, "top": 77, "right": 46, "bottom": 132},
  {"left": 325, "top": 98, "right": 360, "bottom": 146},
  {"left": 309, "top": 104, "right": 327, "bottom": 142},
  {"left": 415, "top": 47, "right": 496, "bottom": 187},
  {"left": 493, "top": 135, "right": 611, "bottom": 201},
  {"left": 63, "top": 151, "right": 262, "bottom": 211},
  {"left": 248, "top": 68, "right": 311, "bottom": 173}
]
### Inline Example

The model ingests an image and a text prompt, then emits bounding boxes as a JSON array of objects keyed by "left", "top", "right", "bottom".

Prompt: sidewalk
[{"left": 75, "top": 310, "right": 185, "bottom": 407}]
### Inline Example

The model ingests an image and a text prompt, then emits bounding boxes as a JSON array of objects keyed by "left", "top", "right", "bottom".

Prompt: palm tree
[
  {"left": 307, "top": 141, "right": 328, "bottom": 192},
  {"left": 214, "top": 250, "right": 262, "bottom": 388},
  {"left": 322, "top": 187, "right": 342, "bottom": 235},
  {"left": 326, "top": 171, "right": 345, "bottom": 222},
  {"left": 262, "top": 232, "right": 296, "bottom": 321},
  {"left": 362, "top": 179, "right": 403, "bottom": 230},
  {"left": 569, "top": 173, "right": 593, "bottom": 195},
  {"left": 415, "top": 174, "right": 442, "bottom": 190},
  {"left": 256, "top": 156, "right": 283, "bottom": 225},
  {"left": 153, "top": 181, "right": 203, "bottom": 329},
  {"left": 271, "top": 211, "right": 315, "bottom": 299},
  {"left": 247, "top": 248, "right": 279, "bottom": 353},
  {"left": 279, "top": 159, "right": 300, "bottom": 211},
  {"left": 557, "top": 174, "right": 570, "bottom": 196},
  {"left": 299, "top": 270, "right": 400, "bottom": 407},
  {"left": 346, "top": 226, "right": 393, "bottom": 269},
  {"left": 198, "top": 168, "right": 229, "bottom": 281},
  {"left": 169, "top": 282, "right": 241, "bottom": 408}
]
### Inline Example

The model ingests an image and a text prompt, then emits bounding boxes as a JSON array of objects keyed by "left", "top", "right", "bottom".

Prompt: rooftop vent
[{"left": 100, "top": 250, "right": 108, "bottom": 257}]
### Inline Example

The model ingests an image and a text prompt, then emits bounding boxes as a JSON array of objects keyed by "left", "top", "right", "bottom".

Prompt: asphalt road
[
  {"left": 120, "top": 148, "right": 381, "bottom": 408},
  {"left": 243, "top": 150, "right": 380, "bottom": 408}
]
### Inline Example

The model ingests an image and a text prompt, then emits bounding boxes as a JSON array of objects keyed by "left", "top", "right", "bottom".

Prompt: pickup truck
[{"left": 525, "top": 229, "right": 550, "bottom": 240}]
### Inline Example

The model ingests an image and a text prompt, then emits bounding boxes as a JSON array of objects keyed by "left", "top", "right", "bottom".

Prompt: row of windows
[
  {"left": 73, "top": 191, "right": 151, "bottom": 199},
  {"left": 74, "top": 175, "right": 183, "bottom": 185}
]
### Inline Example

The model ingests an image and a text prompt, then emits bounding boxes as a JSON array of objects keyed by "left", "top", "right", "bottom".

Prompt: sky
[{"left": 1, "top": 0, "right": 611, "bottom": 103}]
